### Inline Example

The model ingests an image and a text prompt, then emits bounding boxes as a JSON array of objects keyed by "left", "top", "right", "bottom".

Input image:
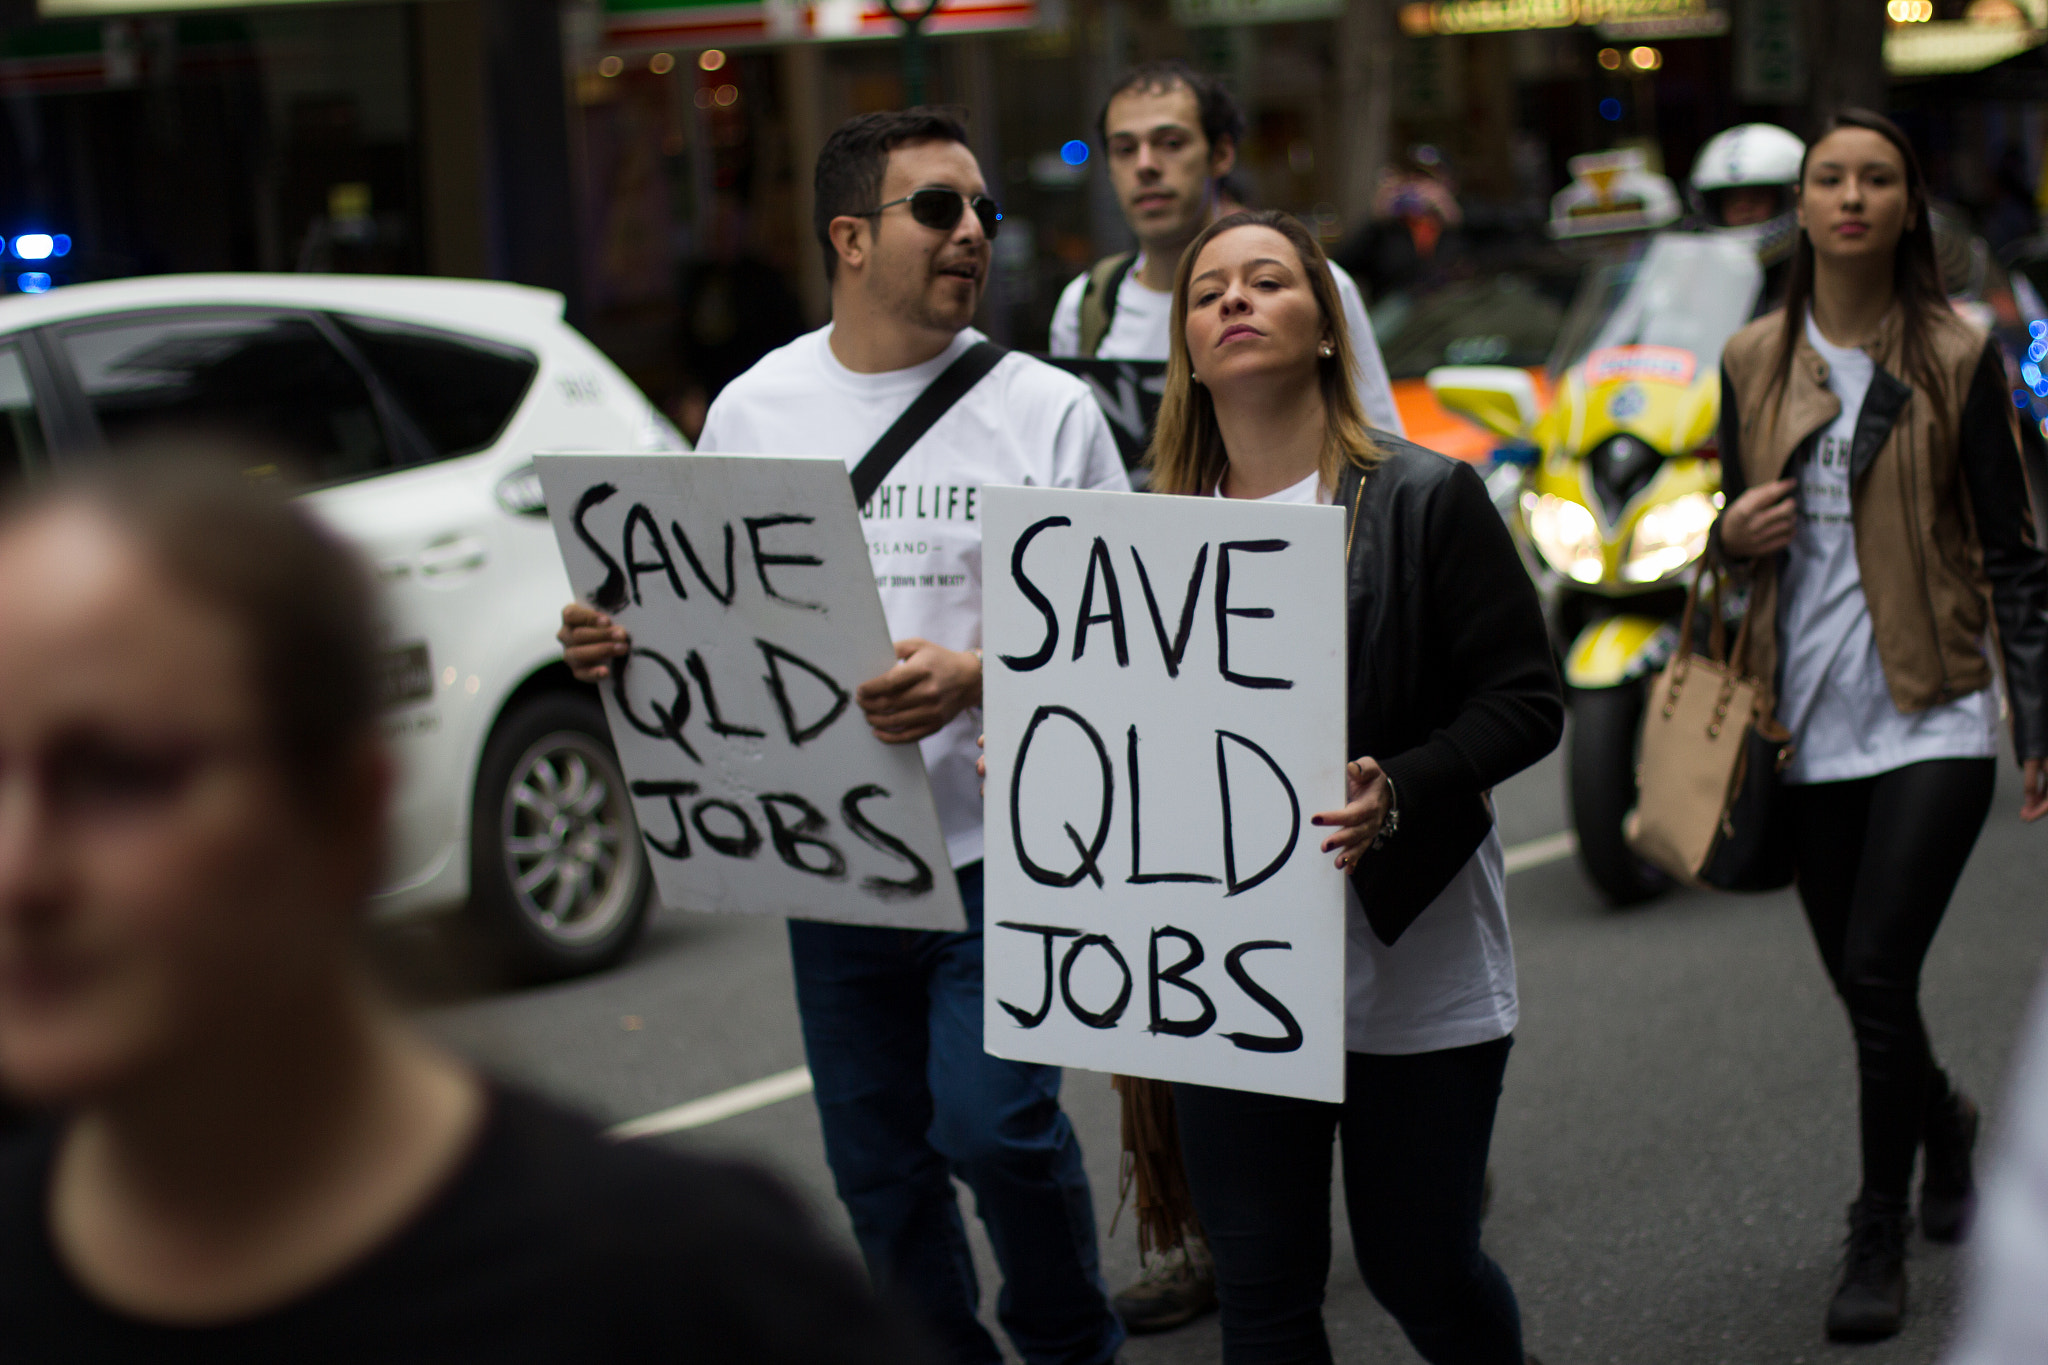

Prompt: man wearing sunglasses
[
  {"left": 559, "top": 108, "right": 1127, "bottom": 1365},
  {"left": 1049, "top": 60, "right": 1401, "bottom": 438}
]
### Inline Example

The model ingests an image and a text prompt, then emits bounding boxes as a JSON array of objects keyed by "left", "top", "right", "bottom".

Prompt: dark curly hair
[{"left": 1096, "top": 60, "right": 1245, "bottom": 157}]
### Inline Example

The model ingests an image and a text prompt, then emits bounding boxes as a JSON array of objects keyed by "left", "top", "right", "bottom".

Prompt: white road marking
[
  {"left": 610, "top": 830, "right": 1581, "bottom": 1140},
  {"left": 609, "top": 1065, "right": 814, "bottom": 1140}
]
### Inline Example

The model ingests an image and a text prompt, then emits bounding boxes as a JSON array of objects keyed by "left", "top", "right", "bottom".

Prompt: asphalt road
[{"left": 389, "top": 732, "right": 2048, "bottom": 1365}]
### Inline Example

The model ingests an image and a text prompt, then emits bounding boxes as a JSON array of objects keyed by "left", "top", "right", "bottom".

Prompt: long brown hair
[
  {"left": 1146, "top": 210, "right": 1381, "bottom": 496},
  {"left": 1770, "top": 109, "right": 1952, "bottom": 429}
]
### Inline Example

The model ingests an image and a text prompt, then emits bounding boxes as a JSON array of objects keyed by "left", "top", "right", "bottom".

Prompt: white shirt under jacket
[
  {"left": 697, "top": 324, "right": 1130, "bottom": 870},
  {"left": 1231, "top": 470, "right": 1518, "bottom": 1055},
  {"left": 1049, "top": 255, "right": 1407, "bottom": 439}
]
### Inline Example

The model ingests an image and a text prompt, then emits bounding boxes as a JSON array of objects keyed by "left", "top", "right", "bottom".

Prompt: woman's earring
[{"left": 1319, "top": 340, "right": 1335, "bottom": 358}]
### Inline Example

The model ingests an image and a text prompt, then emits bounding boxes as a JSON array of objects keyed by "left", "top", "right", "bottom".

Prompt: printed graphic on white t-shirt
[
  {"left": 1048, "top": 256, "right": 1406, "bottom": 437},
  {"left": 697, "top": 325, "right": 1130, "bottom": 867}
]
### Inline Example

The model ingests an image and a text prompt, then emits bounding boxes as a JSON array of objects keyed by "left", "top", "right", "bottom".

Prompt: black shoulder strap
[{"left": 850, "top": 341, "right": 1007, "bottom": 508}]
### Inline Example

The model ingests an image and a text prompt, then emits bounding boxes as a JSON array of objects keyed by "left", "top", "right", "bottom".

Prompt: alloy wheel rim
[{"left": 500, "top": 732, "right": 642, "bottom": 945}]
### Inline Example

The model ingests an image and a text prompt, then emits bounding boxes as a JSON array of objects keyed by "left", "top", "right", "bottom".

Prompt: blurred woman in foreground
[
  {"left": 0, "top": 458, "right": 924, "bottom": 1362},
  {"left": 1146, "top": 210, "right": 1561, "bottom": 1363}
]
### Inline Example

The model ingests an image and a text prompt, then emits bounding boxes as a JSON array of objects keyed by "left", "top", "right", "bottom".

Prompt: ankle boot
[
  {"left": 1922, "top": 1088, "right": 1980, "bottom": 1244},
  {"left": 1826, "top": 1194, "right": 1909, "bottom": 1343}
]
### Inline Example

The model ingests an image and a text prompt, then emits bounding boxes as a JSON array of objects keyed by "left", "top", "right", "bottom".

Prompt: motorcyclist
[{"left": 1688, "top": 122, "right": 1805, "bottom": 310}]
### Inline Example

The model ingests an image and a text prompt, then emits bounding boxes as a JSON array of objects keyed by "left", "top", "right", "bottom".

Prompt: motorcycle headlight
[
  {"left": 1521, "top": 491, "right": 1604, "bottom": 584},
  {"left": 1623, "top": 491, "right": 1718, "bottom": 583}
]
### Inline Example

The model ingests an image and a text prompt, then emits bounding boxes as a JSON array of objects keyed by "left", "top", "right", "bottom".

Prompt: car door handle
[{"left": 418, "top": 536, "right": 488, "bottom": 577}]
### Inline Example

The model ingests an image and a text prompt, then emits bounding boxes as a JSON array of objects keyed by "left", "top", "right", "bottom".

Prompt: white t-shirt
[
  {"left": 1049, "top": 255, "right": 1406, "bottom": 438},
  {"left": 698, "top": 325, "right": 1130, "bottom": 868},
  {"left": 1777, "top": 313, "right": 1998, "bottom": 784},
  {"left": 1225, "top": 468, "right": 1518, "bottom": 1055}
]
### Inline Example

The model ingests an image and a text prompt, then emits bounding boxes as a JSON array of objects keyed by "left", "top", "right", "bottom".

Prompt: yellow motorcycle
[{"left": 1431, "top": 232, "right": 1762, "bottom": 903}]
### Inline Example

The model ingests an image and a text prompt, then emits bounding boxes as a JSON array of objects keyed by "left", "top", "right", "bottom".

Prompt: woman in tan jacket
[{"left": 1716, "top": 109, "right": 2048, "bottom": 1344}]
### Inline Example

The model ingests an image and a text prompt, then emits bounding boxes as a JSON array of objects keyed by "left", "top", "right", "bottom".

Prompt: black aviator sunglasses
[{"left": 864, "top": 187, "right": 1002, "bottom": 239}]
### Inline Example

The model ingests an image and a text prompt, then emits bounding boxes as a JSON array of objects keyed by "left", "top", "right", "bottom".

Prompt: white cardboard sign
[
  {"left": 981, "top": 485, "right": 1347, "bottom": 1102},
  {"left": 535, "top": 453, "right": 965, "bottom": 932}
]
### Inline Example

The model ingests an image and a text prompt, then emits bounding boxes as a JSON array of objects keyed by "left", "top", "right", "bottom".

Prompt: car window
[
  {"left": 58, "top": 312, "right": 392, "bottom": 487},
  {"left": 336, "top": 316, "right": 538, "bottom": 458},
  {"left": 0, "top": 344, "right": 47, "bottom": 484}
]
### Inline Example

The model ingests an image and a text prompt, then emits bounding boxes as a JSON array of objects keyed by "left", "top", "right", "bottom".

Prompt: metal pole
[{"left": 878, "top": 0, "right": 944, "bottom": 105}]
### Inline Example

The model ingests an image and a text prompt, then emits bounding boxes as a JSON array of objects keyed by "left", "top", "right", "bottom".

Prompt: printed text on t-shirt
[
  {"left": 860, "top": 483, "right": 978, "bottom": 523},
  {"left": 1800, "top": 435, "right": 1852, "bottom": 526}
]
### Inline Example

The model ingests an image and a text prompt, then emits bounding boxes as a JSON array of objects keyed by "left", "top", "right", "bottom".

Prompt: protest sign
[
  {"left": 1038, "top": 358, "right": 1166, "bottom": 479},
  {"left": 536, "top": 453, "right": 965, "bottom": 932},
  {"left": 981, "top": 485, "right": 1347, "bottom": 1101}
]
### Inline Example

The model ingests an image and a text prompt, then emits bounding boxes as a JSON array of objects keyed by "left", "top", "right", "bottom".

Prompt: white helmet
[{"left": 1688, "top": 123, "right": 1805, "bottom": 264}]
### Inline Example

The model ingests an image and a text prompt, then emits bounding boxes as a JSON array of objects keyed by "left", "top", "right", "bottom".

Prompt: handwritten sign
[
  {"left": 981, "top": 485, "right": 1346, "bottom": 1101},
  {"left": 535, "top": 453, "right": 965, "bottom": 932}
]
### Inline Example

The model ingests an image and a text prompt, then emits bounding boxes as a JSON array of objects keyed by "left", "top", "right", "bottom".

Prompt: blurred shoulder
[
  {"left": 710, "top": 327, "right": 830, "bottom": 405},
  {"left": 1724, "top": 311, "right": 1786, "bottom": 376},
  {"left": 992, "top": 346, "right": 1097, "bottom": 412}
]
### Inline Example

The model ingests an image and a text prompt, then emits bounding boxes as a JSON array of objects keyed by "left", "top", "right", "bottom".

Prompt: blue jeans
[
  {"left": 1174, "top": 1038, "right": 1522, "bottom": 1365},
  {"left": 788, "top": 863, "right": 1123, "bottom": 1365}
]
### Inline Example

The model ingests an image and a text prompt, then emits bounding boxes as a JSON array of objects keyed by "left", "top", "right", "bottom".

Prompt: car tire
[
  {"left": 1567, "top": 681, "right": 1672, "bottom": 907},
  {"left": 469, "top": 690, "right": 652, "bottom": 980}
]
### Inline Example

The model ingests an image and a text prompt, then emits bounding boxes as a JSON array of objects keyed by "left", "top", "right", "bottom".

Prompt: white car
[{"left": 0, "top": 274, "right": 683, "bottom": 977}]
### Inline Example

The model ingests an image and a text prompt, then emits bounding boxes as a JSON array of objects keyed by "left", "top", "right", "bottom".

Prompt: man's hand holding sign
[{"left": 980, "top": 483, "right": 1347, "bottom": 1102}]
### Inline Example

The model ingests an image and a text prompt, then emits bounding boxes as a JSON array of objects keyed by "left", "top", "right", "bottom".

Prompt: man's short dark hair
[
  {"left": 1095, "top": 60, "right": 1245, "bottom": 156},
  {"left": 813, "top": 107, "right": 971, "bottom": 282}
]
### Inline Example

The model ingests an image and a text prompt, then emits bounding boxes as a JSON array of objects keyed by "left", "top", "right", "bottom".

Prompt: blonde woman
[{"left": 1146, "top": 209, "right": 1560, "bottom": 1364}]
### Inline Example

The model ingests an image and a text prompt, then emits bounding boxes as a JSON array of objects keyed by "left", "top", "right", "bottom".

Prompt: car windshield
[
  {"left": 1370, "top": 272, "right": 1573, "bottom": 380},
  {"left": 1549, "top": 233, "right": 1762, "bottom": 376}
]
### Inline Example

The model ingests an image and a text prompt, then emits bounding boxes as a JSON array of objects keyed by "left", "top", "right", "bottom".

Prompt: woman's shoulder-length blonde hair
[{"left": 1145, "top": 208, "right": 1382, "bottom": 497}]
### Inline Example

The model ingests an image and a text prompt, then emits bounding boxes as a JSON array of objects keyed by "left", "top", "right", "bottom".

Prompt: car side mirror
[{"left": 1426, "top": 365, "right": 1540, "bottom": 440}]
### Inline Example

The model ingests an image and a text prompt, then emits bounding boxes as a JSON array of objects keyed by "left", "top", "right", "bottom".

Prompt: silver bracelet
[{"left": 1371, "top": 775, "right": 1401, "bottom": 849}]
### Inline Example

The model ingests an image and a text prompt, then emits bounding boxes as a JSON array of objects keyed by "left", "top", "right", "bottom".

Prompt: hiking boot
[
  {"left": 1112, "top": 1237, "right": 1218, "bottom": 1334},
  {"left": 1921, "top": 1089, "right": 1980, "bottom": 1244},
  {"left": 1825, "top": 1194, "right": 1909, "bottom": 1343}
]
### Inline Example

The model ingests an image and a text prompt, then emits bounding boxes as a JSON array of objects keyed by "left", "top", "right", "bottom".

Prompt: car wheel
[
  {"left": 1567, "top": 681, "right": 1672, "bottom": 907},
  {"left": 470, "top": 690, "right": 652, "bottom": 980}
]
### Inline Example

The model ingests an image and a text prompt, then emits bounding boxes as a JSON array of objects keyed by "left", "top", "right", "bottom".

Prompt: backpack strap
[
  {"left": 849, "top": 341, "right": 1008, "bottom": 508},
  {"left": 1077, "top": 252, "right": 1136, "bottom": 359}
]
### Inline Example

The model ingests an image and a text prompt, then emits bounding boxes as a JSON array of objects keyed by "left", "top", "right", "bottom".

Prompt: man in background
[{"left": 1048, "top": 59, "right": 1403, "bottom": 439}]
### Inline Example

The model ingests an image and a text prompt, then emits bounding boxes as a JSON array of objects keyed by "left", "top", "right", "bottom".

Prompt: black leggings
[{"left": 1789, "top": 757, "right": 1996, "bottom": 1204}]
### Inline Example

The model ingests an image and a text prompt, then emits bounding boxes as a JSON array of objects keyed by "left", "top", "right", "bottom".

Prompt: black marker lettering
[
  {"left": 995, "top": 922, "right": 1082, "bottom": 1027},
  {"left": 1216, "top": 730, "right": 1301, "bottom": 897},
  {"left": 1000, "top": 516, "right": 1070, "bottom": 671},
  {"left": 629, "top": 780, "right": 700, "bottom": 859},
  {"left": 1222, "top": 941, "right": 1303, "bottom": 1053},
  {"left": 841, "top": 784, "right": 936, "bottom": 900},
  {"left": 1060, "top": 934, "right": 1133, "bottom": 1029},
  {"left": 685, "top": 651, "right": 765, "bottom": 737},
  {"left": 1127, "top": 725, "right": 1218, "bottom": 885},
  {"left": 671, "top": 519, "right": 737, "bottom": 605},
  {"left": 758, "top": 640, "right": 852, "bottom": 745},
  {"left": 624, "top": 503, "right": 687, "bottom": 605},
  {"left": 759, "top": 793, "right": 849, "bottom": 880},
  {"left": 690, "top": 798, "right": 762, "bottom": 859},
  {"left": 745, "top": 515, "right": 824, "bottom": 610},
  {"left": 1070, "top": 537, "right": 1130, "bottom": 667},
  {"left": 1215, "top": 540, "right": 1294, "bottom": 690},
  {"left": 1130, "top": 543, "right": 1207, "bottom": 679},
  {"left": 573, "top": 483, "right": 627, "bottom": 612},
  {"left": 612, "top": 648, "right": 700, "bottom": 763},
  {"left": 1149, "top": 927, "right": 1217, "bottom": 1037},
  {"left": 1009, "top": 705, "right": 1113, "bottom": 888}
]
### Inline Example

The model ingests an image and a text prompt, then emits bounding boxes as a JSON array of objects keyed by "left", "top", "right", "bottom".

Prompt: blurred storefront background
[{"left": 0, "top": 0, "right": 2044, "bottom": 423}]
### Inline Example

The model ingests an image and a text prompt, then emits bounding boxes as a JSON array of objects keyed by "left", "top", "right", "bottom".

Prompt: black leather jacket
[{"left": 1334, "top": 438, "right": 1564, "bottom": 945}]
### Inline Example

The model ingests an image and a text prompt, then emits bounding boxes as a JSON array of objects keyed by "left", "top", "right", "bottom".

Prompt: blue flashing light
[
  {"left": 2024, "top": 360, "right": 2042, "bottom": 388},
  {"left": 1060, "top": 139, "right": 1089, "bottom": 166},
  {"left": 2017, "top": 388, "right": 2033, "bottom": 410},
  {"left": 12, "top": 234, "right": 52, "bottom": 261},
  {"left": 2032, "top": 341, "right": 2048, "bottom": 363},
  {"left": 2033, "top": 319, "right": 2048, "bottom": 341},
  {"left": 1598, "top": 97, "right": 1623, "bottom": 121},
  {"left": 51, "top": 235, "right": 68, "bottom": 257},
  {"left": 16, "top": 273, "right": 50, "bottom": 294}
]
